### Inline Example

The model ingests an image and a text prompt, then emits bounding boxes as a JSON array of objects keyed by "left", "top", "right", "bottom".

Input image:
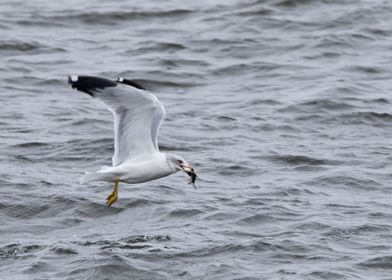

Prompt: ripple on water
[
  {"left": 307, "top": 271, "right": 347, "bottom": 280},
  {"left": 50, "top": 247, "right": 78, "bottom": 255},
  {"left": 0, "top": 40, "right": 43, "bottom": 52},
  {"left": 306, "top": 175, "right": 383, "bottom": 190},
  {"left": 1, "top": 0, "right": 392, "bottom": 279},
  {"left": 50, "top": 9, "right": 193, "bottom": 24},
  {"left": 74, "top": 235, "right": 170, "bottom": 251},
  {"left": 168, "top": 208, "right": 204, "bottom": 218},
  {"left": 0, "top": 39, "right": 66, "bottom": 55},
  {"left": 0, "top": 243, "right": 44, "bottom": 257},
  {"left": 359, "top": 255, "right": 392, "bottom": 270},
  {"left": 332, "top": 111, "right": 392, "bottom": 126},
  {"left": 267, "top": 153, "right": 340, "bottom": 166}
]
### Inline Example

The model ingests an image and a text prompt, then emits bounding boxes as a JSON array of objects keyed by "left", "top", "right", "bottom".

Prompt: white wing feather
[{"left": 94, "top": 83, "right": 165, "bottom": 166}]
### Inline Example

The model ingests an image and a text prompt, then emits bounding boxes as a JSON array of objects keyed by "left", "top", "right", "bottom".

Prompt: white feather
[{"left": 92, "top": 83, "right": 166, "bottom": 166}]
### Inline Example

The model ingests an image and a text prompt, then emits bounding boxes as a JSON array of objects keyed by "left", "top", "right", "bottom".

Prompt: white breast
[{"left": 116, "top": 153, "right": 176, "bottom": 184}]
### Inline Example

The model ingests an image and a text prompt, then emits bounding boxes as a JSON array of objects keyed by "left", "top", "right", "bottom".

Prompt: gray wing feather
[
  {"left": 108, "top": 85, "right": 165, "bottom": 166},
  {"left": 68, "top": 75, "right": 166, "bottom": 166}
]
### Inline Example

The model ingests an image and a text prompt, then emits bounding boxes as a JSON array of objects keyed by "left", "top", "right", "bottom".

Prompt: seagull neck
[{"left": 164, "top": 153, "right": 179, "bottom": 173}]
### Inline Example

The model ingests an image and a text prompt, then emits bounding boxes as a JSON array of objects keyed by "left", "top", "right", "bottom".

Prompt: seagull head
[{"left": 168, "top": 154, "right": 197, "bottom": 187}]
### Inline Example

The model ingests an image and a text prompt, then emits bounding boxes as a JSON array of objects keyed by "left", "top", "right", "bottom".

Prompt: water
[{"left": 1, "top": 0, "right": 392, "bottom": 279}]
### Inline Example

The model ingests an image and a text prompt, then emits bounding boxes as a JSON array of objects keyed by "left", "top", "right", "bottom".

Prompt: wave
[
  {"left": 268, "top": 154, "right": 339, "bottom": 166},
  {"left": 31, "top": 9, "right": 193, "bottom": 26},
  {"left": 0, "top": 243, "right": 44, "bottom": 257},
  {"left": 279, "top": 99, "right": 357, "bottom": 113},
  {"left": 74, "top": 234, "right": 170, "bottom": 249},
  {"left": 275, "top": 0, "right": 315, "bottom": 7},
  {"left": 0, "top": 40, "right": 43, "bottom": 52},
  {"left": 334, "top": 111, "right": 392, "bottom": 125},
  {"left": 359, "top": 255, "right": 392, "bottom": 269},
  {"left": 0, "top": 39, "right": 65, "bottom": 54},
  {"left": 307, "top": 175, "right": 382, "bottom": 189}
]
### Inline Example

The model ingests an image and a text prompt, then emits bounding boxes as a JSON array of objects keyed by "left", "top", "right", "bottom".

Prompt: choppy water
[{"left": 1, "top": 0, "right": 392, "bottom": 279}]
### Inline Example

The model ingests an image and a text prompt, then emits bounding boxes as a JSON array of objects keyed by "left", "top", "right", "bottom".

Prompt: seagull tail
[{"left": 80, "top": 171, "right": 112, "bottom": 184}]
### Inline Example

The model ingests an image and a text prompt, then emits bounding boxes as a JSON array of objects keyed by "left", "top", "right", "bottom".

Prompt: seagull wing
[{"left": 68, "top": 76, "right": 165, "bottom": 166}]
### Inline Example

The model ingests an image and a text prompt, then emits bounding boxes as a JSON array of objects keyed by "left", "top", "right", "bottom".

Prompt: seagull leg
[{"left": 106, "top": 180, "right": 119, "bottom": 206}]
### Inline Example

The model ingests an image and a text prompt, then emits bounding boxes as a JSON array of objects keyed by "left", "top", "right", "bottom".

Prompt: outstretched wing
[{"left": 68, "top": 75, "right": 166, "bottom": 166}]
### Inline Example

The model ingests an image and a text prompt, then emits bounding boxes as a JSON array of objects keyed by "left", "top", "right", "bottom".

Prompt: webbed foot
[{"left": 106, "top": 180, "right": 119, "bottom": 206}]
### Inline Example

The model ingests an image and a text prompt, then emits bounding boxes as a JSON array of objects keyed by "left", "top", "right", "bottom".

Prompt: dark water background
[{"left": 1, "top": 0, "right": 392, "bottom": 279}]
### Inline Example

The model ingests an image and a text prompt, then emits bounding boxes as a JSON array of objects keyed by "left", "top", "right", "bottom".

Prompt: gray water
[{"left": 1, "top": 0, "right": 392, "bottom": 279}]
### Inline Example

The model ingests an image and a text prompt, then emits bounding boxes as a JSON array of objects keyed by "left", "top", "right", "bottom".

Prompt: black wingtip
[
  {"left": 116, "top": 77, "right": 146, "bottom": 90},
  {"left": 67, "top": 75, "right": 117, "bottom": 97}
]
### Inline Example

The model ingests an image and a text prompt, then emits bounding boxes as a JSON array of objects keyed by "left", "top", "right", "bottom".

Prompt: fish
[{"left": 184, "top": 165, "right": 197, "bottom": 188}]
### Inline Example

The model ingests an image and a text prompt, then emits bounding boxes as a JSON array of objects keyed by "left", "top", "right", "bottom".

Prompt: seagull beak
[{"left": 180, "top": 164, "right": 197, "bottom": 188}]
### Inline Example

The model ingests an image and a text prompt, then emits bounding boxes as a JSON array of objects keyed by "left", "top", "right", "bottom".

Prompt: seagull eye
[{"left": 177, "top": 160, "right": 183, "bottom": 165}]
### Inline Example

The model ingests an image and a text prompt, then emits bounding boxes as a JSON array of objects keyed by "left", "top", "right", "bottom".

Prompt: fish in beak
[{"left": 180, "top": 164, "right": 197, "bottom": 188}]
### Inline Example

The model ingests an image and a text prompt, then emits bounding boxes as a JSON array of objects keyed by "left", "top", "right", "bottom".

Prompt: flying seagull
[{"left": 68, "top": 75, "right": 197, "bottom": 206}]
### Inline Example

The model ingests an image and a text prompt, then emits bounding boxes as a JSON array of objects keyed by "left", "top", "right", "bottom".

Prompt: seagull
[{"left": 68, "top": 75, "right": 197, "bottom": 206}]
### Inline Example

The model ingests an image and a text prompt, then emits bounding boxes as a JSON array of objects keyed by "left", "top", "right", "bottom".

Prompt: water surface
[{"left": 1, "top": 0, "right": 392, "bottom": 279}]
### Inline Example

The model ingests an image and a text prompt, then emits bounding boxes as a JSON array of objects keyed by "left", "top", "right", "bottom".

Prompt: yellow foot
[
  {"left": 106, "top": 180, "right": 119, "bottom": 206},
  {"left": 106, "top": 191, "right": 118, "bottom": 206}
]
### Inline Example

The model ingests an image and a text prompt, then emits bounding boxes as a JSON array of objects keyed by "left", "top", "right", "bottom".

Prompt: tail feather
[{"left": 80, "top": 171, "right": 114, "bottom": 184}]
